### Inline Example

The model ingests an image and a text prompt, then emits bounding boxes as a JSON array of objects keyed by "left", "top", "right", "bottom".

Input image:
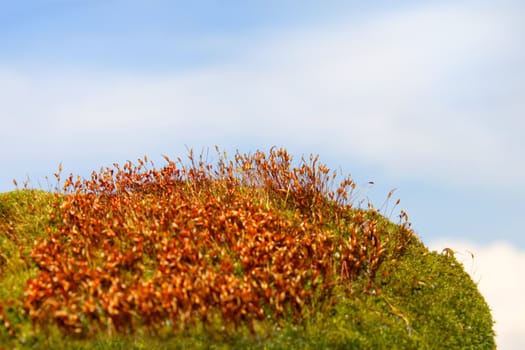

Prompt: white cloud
[
  {"left": 430, "top": 239, "right": 525, "bottom": 350},
  {"left": 1, "top": 1, "right": 524, "bottom": 191}
]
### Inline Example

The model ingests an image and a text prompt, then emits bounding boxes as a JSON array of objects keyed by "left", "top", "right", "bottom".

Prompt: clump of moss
[{"left": 0, "top": 149, "right": 495, "bottom": 349}]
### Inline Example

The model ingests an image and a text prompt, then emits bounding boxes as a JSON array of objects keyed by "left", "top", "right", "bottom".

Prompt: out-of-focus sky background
[{"left": 1, "top": 1, "right": 523, "bottom": 347}]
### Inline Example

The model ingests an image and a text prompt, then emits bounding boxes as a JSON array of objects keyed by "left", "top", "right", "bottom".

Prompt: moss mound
[{"left": 0, "top": 149, "right": 494, "bottom": 349}]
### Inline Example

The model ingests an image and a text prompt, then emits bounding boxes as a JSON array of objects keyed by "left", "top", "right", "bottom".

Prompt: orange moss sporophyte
[{"left": 15, "top": 148, "right": 399, "bottom": 336}]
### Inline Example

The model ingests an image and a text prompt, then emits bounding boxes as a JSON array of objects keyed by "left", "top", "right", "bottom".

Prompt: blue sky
[{"left": 1, "top": 1, "right": 524, "bottom": 347}]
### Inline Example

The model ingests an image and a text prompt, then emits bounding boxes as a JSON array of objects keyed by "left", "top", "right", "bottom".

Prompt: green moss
[
  {"left": 0, "top": 190, "right": 495, "bottom": 349},
  {"left": 268, "top": 228, "right": 495, "bottom": 350},
  {"left": 0, "top": 189, "right": 57, "bottom": 237},
  {"left": 0, "top": 190, "right": 57, "bottom": 297},
  {"left": 378, "top": 239, "right": 495, "bottom": 349}
]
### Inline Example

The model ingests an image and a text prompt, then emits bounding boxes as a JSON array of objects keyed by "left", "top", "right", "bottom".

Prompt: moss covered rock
[{"left": 0, "top": 150, "right": 495, "bottom": 349}]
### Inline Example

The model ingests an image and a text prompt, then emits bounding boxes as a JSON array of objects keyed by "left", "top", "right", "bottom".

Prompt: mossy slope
[{"left": 0, "top": 152, "right": 495, "bottom": 349}]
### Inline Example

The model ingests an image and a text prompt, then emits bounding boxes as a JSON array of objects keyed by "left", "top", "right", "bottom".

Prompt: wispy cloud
[{"left": 2, "top": 2, "right": 522, "bottom": 192}]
